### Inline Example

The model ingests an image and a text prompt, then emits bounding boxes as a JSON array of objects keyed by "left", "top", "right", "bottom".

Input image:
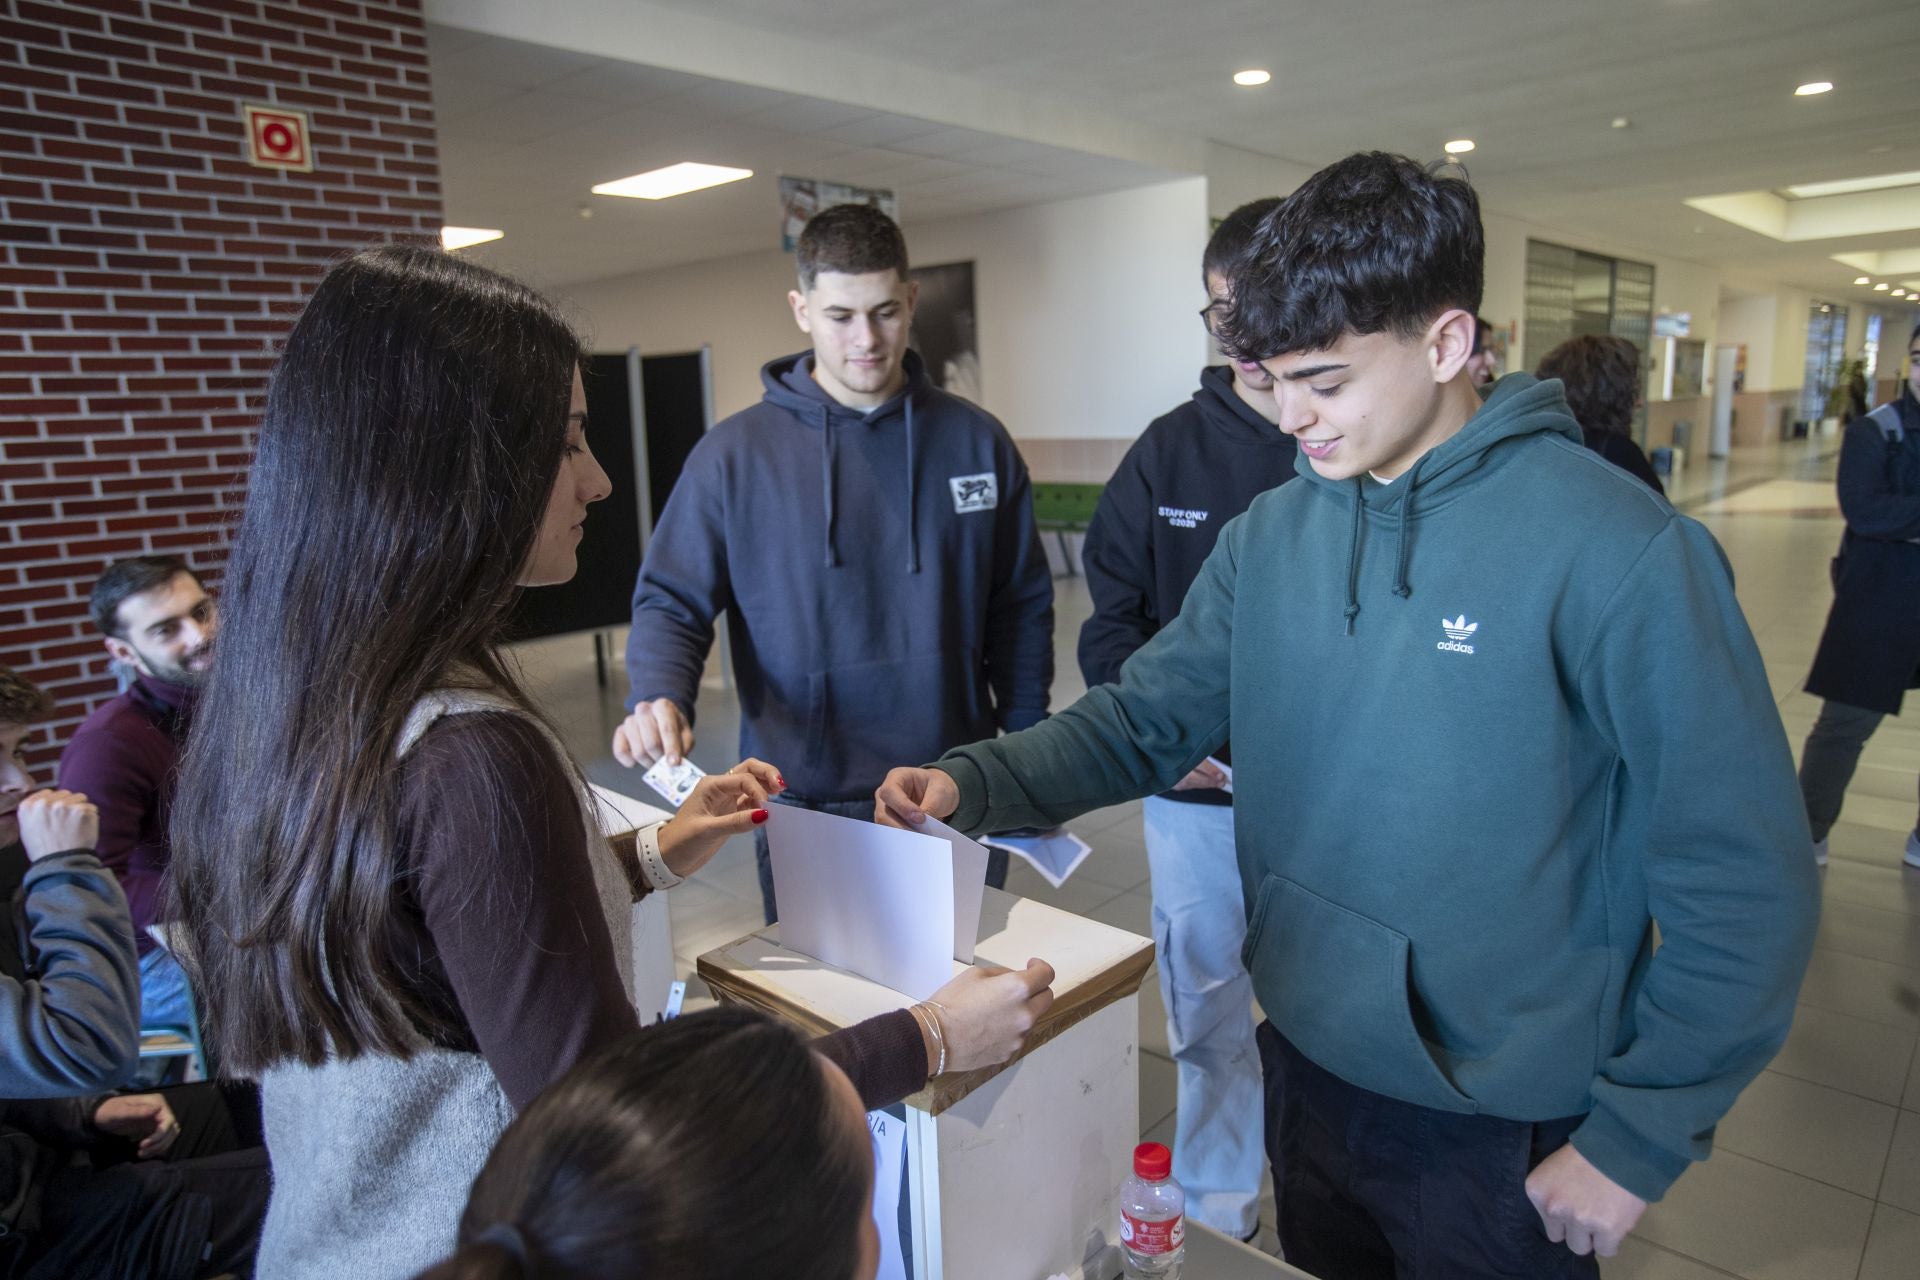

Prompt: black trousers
[
  {"left": 17, "top": 1082, "right": 269, "bottom": 1280},
  {"left": 1259, "top": 1022, "right": 1602, "bottom": 1280}
]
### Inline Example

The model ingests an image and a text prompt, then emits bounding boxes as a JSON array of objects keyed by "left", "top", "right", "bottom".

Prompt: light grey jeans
[{"left": 1799, "top": 699, "right": 1920, "bottom": 842}]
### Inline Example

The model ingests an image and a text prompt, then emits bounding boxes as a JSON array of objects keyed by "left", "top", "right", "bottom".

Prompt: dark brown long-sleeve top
[{"left": 391, "top": 712, "right": 928, "bottom": 1113}]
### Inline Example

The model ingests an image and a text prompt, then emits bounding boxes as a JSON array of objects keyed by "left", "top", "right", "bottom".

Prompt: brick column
[{"left": 0, "top": 0, "right": 443, "bottom": 761}]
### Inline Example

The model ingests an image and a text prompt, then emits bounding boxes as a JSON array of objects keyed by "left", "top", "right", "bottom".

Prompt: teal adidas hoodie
[{"left": 935, "top": 374, "right": 1819, "bottom": 1201}]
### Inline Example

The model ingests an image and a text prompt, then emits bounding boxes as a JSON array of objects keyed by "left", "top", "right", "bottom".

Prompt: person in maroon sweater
[
  {"left": 58, "top": 555, "right": 216, "bottom": 1041},
  {"left": 165, "top": 246, "right": 1054, "bottom": 1271}
]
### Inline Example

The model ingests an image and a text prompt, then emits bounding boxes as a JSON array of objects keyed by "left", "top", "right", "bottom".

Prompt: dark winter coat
[{"left": 1805, "top": 389, "right": 1920, "bottom": 714}]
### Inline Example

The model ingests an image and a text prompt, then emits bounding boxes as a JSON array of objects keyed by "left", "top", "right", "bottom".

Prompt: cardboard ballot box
[{"left": 700, "top": 887, "right": 1155, "bottom": 1280}]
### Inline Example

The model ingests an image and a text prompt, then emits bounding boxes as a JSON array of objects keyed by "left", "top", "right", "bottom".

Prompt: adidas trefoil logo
[{"left": 1438, "top": 614, "right": 1478, "bottom": 654}]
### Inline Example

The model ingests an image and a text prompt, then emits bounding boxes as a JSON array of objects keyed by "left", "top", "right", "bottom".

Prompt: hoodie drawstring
[
  {"left": 820, "top": 406, "right": 839, "bottom": 569},
  {"left": 1390, "top": 458, "right": 1422, "bottom": 599},
  {"left": 1343, "top": 466, "right": 1422, "bottom": 635},
  {"left": 1342, "top": 480, "right": 1363, "bottom": 636},
  {"left": 905, "top": 395, "right": 920, "bottom": 574}
]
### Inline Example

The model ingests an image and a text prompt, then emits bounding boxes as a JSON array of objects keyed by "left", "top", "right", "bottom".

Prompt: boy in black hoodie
[
  {"left": 617, "top": 204, "right": 1054, "bottom": 922},
  {"left": 1076, "top": 198, "right": 1296, "bottom": 1241}
]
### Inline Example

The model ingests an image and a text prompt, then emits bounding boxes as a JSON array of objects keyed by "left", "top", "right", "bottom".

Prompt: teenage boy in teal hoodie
[{"left": 876, "top": 153, "right": 1817, "bottom": 1276}]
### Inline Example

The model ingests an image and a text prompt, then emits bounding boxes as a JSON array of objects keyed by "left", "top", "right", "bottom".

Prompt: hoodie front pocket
[
  {"left": 1242, "top": 873, "right": 1478, "bottom": 1115},
  {"left": 803, "top": 649, "right": 988, "bottom": 792}
]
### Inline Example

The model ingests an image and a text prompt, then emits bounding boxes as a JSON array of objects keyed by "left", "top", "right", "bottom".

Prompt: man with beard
[{"left": 59, "top": 556, "right": 217, "bottom": 1042}]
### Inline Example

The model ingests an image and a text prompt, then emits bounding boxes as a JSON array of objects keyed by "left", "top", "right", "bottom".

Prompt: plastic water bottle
[{"left": 1119, "top": 1141, "right": 1185, "bottom": 1277}]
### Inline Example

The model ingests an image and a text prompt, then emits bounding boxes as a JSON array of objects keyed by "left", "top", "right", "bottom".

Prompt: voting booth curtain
[{"left": 507, "top": 348, "right": 711, "bottom": 641}]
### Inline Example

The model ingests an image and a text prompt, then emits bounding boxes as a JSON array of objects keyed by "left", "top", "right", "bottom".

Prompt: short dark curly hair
[
  {"left": 795, "top": 203, "right": 908, "bottom": 292},
  {"left": 0, "top": 666, "right": 53, "bottom": 728},
  {"left": 1217, "top": 152, "right": 1483, "bottom": 361},
  {"left": 1536, "top": 334, "right": 1641, "bottom": 438}
]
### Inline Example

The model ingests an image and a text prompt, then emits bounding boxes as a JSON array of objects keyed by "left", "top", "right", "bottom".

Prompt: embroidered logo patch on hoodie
[{"left": 949, "top": 473, "right": 997, "bottom": 512}]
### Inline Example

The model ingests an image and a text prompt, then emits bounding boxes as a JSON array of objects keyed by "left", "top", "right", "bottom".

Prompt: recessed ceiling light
[
  {"left": 1795, "top": 81, "right": 1833, "bottom": 96},
  {"left": 1854, "top": 276, "right": 1871, "bottom": 284},
  {"left": 1875, "top": 282, "right": 1891, "bottom": 290},
  {"left": 1782, "top": 170, "right": 1920, "bottom": 199},
  {"left": 1896, "top": 289, "right": 1910, "bottom": 298},
  {"left": 441, "top": 226, "right": 503, "bottom": 250},
  {"left": 1611, "top": 117, "right": 1631, "bottom": 130},
  {"left": 1444, "top": 139, "right": 1475, "bottom": 155},
  {"left": 1233, "top": 69, "right": 1271, "bottom": 87},
  {"left": 591, "top": 162, "right": 754, "bottom": 200}
]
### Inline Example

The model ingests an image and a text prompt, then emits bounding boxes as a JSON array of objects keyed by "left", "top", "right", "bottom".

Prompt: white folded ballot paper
[{"left": 766, "top": 806, "right": 990, "bottom": 1000}]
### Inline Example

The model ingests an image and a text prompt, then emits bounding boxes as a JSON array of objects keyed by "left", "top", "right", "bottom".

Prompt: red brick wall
[{"left": 0, "top": 0, "right": 442, "bottom": 763}]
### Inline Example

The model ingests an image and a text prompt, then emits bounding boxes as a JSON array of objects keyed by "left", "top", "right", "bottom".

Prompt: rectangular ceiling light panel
[{"left": 591, "top": 162, "right": 754, "bottom": 200}]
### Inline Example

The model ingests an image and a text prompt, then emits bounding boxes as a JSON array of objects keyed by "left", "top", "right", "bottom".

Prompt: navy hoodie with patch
[
  {"left": 1078, "top": 365, "right": 1299, "bottom": 805},
  {"left": 626, "top": 350, "right": 1054, "bottom": 801}
]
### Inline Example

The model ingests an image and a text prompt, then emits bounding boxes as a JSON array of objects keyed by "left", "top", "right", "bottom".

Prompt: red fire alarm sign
[{"left": 244, "top": 104, "right": 312, "bottom": 172}]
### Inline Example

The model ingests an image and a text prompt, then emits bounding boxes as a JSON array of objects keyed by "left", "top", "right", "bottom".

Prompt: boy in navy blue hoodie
[
  {"left": 617, "top": 204, "right": 1054, "bottom": 922},
  {"left": 1077, "top": 198, "right": 1295, "bottom": 1241}
]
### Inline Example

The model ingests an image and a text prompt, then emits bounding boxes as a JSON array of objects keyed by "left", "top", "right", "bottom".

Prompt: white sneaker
[
  {"left": 1905, "top": 831, "right": 1920, "bottom": 869},
  {"left": 1813, "top": 838, "right": 1829, "bottom": 867}
]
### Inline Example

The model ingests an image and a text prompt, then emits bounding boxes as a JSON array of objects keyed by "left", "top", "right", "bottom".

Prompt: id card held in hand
[{"left": 641, "top": 757, "right": 705, "bottom": 808}]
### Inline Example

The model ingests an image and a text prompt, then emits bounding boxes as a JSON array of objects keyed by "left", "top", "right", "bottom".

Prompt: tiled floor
[{"left": 510, "top": 427, "right": 1920, "bottom": 1280}]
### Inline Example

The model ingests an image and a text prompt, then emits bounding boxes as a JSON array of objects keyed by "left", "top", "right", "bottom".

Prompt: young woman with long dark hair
[
  {"left": 415, "top": 1006, "right": 879, "bottom": 1280},
  {"left": 170, "top": 245, "right": 1055, "bottom": 1279}
]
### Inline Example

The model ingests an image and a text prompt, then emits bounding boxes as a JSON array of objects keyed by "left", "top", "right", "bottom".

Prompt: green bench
[{"left": 1028, "top": 482, "right": 1104, "bottom": 577}]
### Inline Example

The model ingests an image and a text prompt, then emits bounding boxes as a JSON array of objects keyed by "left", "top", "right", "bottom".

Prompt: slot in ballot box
[{"left": 699, "top": 887, "right": 1155, "bottom": 1280}]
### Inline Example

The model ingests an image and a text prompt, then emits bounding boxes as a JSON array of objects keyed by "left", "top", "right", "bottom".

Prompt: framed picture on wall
[{"left": 909, "top": 260, "right": 980, "bottom": 403}]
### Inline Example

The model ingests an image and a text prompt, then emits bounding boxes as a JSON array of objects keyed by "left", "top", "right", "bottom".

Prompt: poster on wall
[
  {"left": 779, "top": 176, "right": 899, "bottom": 251},
  {"left": 908, "top": 261, "right": 980, "bottom": 402}
]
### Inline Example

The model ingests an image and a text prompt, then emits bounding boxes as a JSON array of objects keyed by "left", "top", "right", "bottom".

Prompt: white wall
[
  {"left": 561, "top": 177, "right": 1211, "bottom": 439},
  {"left": 1718, "top": 294, "right": 1778, "bottom": 388},
  {"left": 1203, "top": 142, "right": 1313, "bottom": 221}
]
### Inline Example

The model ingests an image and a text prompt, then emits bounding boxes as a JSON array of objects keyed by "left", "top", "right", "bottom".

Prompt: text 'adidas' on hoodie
[
  {"left": 931, "top": 374, "right": 1818, "bottom": 1203},
  {"left": 1078, "top": 364, "right": 1299, "bottom": 805},
  {"left": 626, "top": 350, "right": 1054, "bottom": 801}
]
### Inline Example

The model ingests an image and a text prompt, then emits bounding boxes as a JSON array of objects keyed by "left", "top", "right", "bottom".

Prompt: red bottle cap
[{"left": 1133, "top": 1142, "right": 1172, "bottom": 1181}]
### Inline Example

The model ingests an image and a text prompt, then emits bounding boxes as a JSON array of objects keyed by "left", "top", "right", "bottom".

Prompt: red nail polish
[{"left": 751, "top": 809, "right": 769, "bottom": 825}]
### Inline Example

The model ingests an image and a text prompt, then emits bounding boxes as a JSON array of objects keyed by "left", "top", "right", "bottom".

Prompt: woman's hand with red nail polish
[{"left": 656, "top": 758, "right": 782, "bottom": 879}]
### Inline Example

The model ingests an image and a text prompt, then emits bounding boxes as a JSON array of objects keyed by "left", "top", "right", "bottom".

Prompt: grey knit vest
[{"left": 255, "top": 688, "right": 635, "bottom": 1279}]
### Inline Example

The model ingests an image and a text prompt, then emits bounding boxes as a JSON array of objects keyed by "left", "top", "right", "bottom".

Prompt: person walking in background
[
  {"left": 615, "top": 203, "right": 1054, "bottom": 924},
  {"left": 1075, "top": 196, "right": 1296, "bottom": 1244},
  {"left": 1536, "top": 334, "right": 1666, "bottom": 496},
  {"left": 1800, "top": 321, "right": 1920, "bottom": 869}
]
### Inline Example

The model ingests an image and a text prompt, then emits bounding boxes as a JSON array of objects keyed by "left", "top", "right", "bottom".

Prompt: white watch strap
[{"left": 637, "top": 821, "right": 683, "bottom": 891}]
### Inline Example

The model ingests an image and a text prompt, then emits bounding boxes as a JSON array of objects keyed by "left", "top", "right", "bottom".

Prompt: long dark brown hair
[
  {"left": 414, "top": 1007, "right": 872, "bottom": 1280},
  {"left": 170, "top": 244, "right": 582, "bottom": 1071}
]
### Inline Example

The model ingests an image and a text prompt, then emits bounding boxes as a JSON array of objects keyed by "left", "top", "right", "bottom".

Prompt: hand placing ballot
[
  {"left": 655, "top": 759, "right": 785, "bottom": 880},
  {"left": 873, "top": 766, "right": 960, "bottom": 829}
]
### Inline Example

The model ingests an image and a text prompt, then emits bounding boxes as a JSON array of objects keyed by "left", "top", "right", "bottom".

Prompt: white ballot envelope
[
  {"left": 1206, "top": 756, "right": 1234, "bottom": 795},
  {"left": 768, "top": 806, "right": 983, "bottom": 1000},
  {"left": 983, "top": 827, "right": 1094, "bottom": 889}
]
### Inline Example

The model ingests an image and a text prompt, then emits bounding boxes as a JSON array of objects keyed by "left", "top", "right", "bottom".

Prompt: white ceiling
[
  {"left": 592, "top": 0, "right": 1920, "bottom": 305},
  {"left": 428, "top": 1, "right": 1920, "bottom": 306},
  {"left": 427, "top": 24, "right": 1183, "bottom": 287}
]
